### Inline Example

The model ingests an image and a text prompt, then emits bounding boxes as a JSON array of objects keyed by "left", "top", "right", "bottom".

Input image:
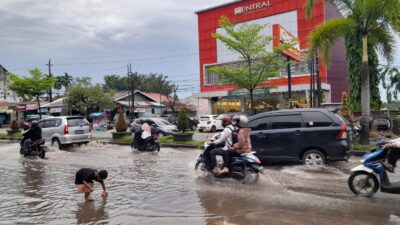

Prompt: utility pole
[
  {"left": 130, "top": 64, "right": 135, "bottom": 120},
  {"left": 127, "top": 65, "right": 131, "bottom": 110},
  {"left": 286, "top": 57, "right": 292, "bottom": 109},
  {"left": 46, "top": 59, "right": 53, "bottom": 102},
  {"left": 159, "top": 76, "right": 168, "bottom": 115},
  {"left": 315, "top": 53, "right": 322, "bottom": 107}
]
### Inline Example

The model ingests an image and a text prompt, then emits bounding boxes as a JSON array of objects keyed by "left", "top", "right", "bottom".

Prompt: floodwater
[{"left": 0, "top": 142, "right": 400, "bottom": 225}]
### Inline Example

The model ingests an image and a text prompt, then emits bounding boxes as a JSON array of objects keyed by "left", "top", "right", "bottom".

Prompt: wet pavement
[{"left": 1, "top": 143, "right": 400, "bottom": 225}]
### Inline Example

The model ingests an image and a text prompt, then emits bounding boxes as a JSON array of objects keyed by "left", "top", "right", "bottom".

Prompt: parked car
[
  {"left": 37, "top": 116, "right": 91, "bottom": 149},
  {"left": 160, "top": 114, "right": 199, "bottom": 131},
  {"left": 197, "top": 115, "right": 224, "bottom": 132},
  {"left": 130, "top": 118, "right": 179, "bottom": 136},
  {"left": 248, "top": 109, "right": 353, "bottom": 165}
]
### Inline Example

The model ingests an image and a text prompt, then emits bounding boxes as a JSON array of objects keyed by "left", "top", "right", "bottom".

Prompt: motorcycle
[
  {"left": 195, "top": 133, "right": 263, "bottom": 184},
  {"left": 348, "top": 140, "right": 400, "bottom": 197},
  {"left": 20, "top": 139, "right": 46, "bottom": 159},
  {"left": 131, "top": 129, "right": 160, "bottom": 152}
]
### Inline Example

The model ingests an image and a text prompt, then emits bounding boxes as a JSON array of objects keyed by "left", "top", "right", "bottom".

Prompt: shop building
[{"left": 195, "top": 0, "right": 348, "bottom": 114}]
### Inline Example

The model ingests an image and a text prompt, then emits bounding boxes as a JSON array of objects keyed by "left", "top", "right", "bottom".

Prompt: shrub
[
  {"left": 10, "top": 120, "right": 19, "bottom": 131},
  {"left": 115, "top": 112, "right": 128, "bottom": 132},
  {"left": 339, "top": 92, "right": 353, "bottom": 124},
  {"left": 177, "top": 109, "right": 189, "bottom": 133}
]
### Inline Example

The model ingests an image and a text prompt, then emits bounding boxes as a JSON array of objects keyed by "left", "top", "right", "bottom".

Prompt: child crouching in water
[{"left": 75, "top": 168, "right": 108, "bottom": 201}]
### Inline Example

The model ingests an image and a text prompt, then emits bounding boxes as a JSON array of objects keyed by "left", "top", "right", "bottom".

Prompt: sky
[{"left": 0, "top": 0, "right": 228, "bottom": 98}]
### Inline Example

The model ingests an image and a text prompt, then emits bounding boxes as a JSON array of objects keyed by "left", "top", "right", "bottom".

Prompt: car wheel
[
  {"left": 210, "top": 126, "right": 216, "bottom": 133},
  {"left": 302, "top": 150, "right": 325, "bottom": 166},
  {"left": 52, "top": 138, "right": 61, "bottom": 150}
]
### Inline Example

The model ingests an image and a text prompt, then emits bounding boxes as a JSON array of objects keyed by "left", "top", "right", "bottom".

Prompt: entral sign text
[{"left": 234, "top": 1, "right": 272, "bottom": 15}]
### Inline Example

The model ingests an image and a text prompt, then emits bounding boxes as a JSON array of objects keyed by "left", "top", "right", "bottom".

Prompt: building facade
[{"left": 195, "top": 0, "right": 348, "bottom": 115}]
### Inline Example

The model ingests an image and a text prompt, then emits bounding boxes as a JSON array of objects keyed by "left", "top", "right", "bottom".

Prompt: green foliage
[
  {"left": 209, "top": 16, "right": 290, "bottom": 114},
  {"left": 65, "top": 77, "right": 115, "bottom": 116},
  {"left": 113, "top": 135, "right": 132, "bottom": 143},
  {"left": 346, "top": 33, "right": 382, "bottom": 111},
  {"left": 380, "top": 67, "right": 400, "bottom": 103},
  {"left": 115, "top": 112, "right": 128, "bottom": 132},
  {"left": 104, "top": 73, "right": 173, "bottom": 96},
  {"left": 10, "top": 120, "right": 19, "bottom": 131},
  {"left": 177, "top": 109, "right": 189, "bottom": 133},
  {"left": 54, "top": 73, "right": 74, "bottom": 91},
  {"left": 8, "top": 68, "right": 55, "bottom": 101}
]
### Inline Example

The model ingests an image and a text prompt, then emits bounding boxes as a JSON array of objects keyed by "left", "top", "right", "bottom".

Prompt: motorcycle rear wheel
[
  {"left": 243, "top": 166, "right": 259, "bottom": 184},
  {"left": 348, "top": 171, "right": 379, "bottom": 197}
]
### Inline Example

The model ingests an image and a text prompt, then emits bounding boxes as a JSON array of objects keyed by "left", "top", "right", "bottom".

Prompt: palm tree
[
  {"left": 304, "top": 0, "right": 400, "bottom": 144},
  {"left": 60, "top": 72, "right": 73, "bottom": 90},
  {"left": 54, "top": 76, "right": 63, "bottom": 97}
]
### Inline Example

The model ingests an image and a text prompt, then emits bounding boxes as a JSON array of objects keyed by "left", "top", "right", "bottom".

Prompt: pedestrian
[{"left": 75, "top": 168, "right": 108, "bottom": 201}]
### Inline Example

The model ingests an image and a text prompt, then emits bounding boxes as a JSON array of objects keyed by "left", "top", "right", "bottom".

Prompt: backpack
[{"left": 227, "top": 125, "right": 239, "bottom": 147}]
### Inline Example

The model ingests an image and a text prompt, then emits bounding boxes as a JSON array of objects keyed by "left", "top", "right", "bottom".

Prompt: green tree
[
  {"left": 104, "top": 73, "right": 174, "bottom": 96},
  {"left": 380, "top": 66, "right": 400, "bottom": 103},
  {"left": 8, "top": 68, "right": 55, "bottom": 118},
  {"left": 65, "top": 77, "right": 114, "bottom": 116},
  {"left": 115, "top": 110, "right": 128, "bottom": 132},
  {"left": 177, "top": 109, "right": 189, "bottom": 133},
  {"left": 60, "top": 73, "right": 73, "bottom": 89},
  {"left": 209, "top": 16, "right": 289, "bottom": 115},
  {"left": 304, "top": 0, "right": 400, "bottom": 144}
]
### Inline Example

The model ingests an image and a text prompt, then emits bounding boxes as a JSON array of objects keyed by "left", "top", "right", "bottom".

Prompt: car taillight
[
  {"left": 64, "top": 125, "right": 69, "bottom": 135},
  {"left": 337, "top": 123, "right": 347, "bottom": 140},
  {"left": 207, "top": 121, "right": 211, "bottom": 125}
]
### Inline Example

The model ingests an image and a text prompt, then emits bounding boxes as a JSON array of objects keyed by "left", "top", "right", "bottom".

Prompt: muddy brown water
[{"left": 1, "top": 142, "right": 400, "bottom": 225}]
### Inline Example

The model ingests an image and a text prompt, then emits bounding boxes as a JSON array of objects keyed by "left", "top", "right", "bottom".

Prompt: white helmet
[{"left": 232, "top": 115, "right": 249, "bottom": 127}]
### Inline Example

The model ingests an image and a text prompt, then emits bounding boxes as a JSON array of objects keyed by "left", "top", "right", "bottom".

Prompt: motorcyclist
[
  {"left": 382, "top": 138, "right": 400, "bottom": 172},
  {"left": 132, "top": 119, "right": 157, "bottom": 150},
  {"left": 223, "top": 115, "right": 252, "bottom": 173},
  {"left": 21, "top": 120, "right": 42, "bottom": 154},
  {"left": 207, "top": 114, "right": 237, "bottom": 174}
]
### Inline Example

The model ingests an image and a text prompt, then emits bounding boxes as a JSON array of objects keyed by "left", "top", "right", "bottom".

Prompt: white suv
[{"left": 197, "top": 115, "right": 224, "bottom": 132}]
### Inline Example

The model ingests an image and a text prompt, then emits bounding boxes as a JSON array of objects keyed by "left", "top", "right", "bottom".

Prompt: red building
[{"left": 195, "top": 0, "right": 347, "bottom": 114}]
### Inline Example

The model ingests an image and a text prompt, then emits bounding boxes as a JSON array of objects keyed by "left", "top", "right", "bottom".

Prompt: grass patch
[
  {"left": 0, "top": 131, "right": 23, "bottom": 139},
  {"left": 159, "top": 135, "right": 203, "bottom": 148},
  {"left": 113, "top": 135, "right": 133, "bottom": 143},
  {"left": 353, "top": 144, "right": 375, "bottom": 152}
]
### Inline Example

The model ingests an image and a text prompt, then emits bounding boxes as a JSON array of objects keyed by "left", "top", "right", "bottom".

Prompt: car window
[
  {"left": 55, "top": 119, "right": 62, "bottom": 127},
  {"left": 200, "top": 116, "right": 210, "bottom": 121},
  {"left": 38, "top": 121, "right": 44, "bottom": 128},
  {"left": 302, "top": 112, "right": 334, "bottom": 127},
  {"left": 270, "top": 115, "right": 302, "bottom": 129},
  {"left": 67, "top": 117, "right": 89, "bottom": 127},
  {"left": 43, "top": 120, "right": 56, "bottom": 128},
  {"left": 249, "top": 117, "right": 269, "bottom": 131}
]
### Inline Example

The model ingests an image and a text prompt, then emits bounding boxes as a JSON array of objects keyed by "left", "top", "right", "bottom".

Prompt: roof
[
  {"left": 195, "top": 0, "right": 244, "bottom": 14},
  {"left": 114, "top": 90, "right": 160, "bottom": 102},
  {"left": 144, "top": 92, "right": 171, "bottom": 103},
  {"left": 41, "top": 97, "right": 66, "bottom": 108}
]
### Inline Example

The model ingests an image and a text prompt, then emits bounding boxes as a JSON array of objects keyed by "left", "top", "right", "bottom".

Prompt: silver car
[{"left": 38, "top": 116, "right": 91, "bottom": 149}]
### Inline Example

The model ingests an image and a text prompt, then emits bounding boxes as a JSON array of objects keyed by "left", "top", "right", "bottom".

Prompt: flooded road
[{"left": 1, "top": 142, "right": 400, "bottom": 225}]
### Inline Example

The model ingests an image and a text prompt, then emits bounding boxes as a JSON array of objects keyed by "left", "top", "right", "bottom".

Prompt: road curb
[{"left": 95, "top": 140, "right": 200, "bottom": 149}]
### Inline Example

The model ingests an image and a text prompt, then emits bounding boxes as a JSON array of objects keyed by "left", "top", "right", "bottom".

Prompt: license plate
[{"left": 75, "top": 130, "right": 84, "bottom": 134}]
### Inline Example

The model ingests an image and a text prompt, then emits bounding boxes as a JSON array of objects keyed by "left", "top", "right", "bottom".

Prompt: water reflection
[
  {"left": 20, "top": 160, "right": 46, "bottom": 198},
  {"left": 75, "top": 199, "right": 108, "bottom": 224}
]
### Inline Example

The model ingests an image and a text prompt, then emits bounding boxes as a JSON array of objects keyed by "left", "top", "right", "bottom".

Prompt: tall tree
[
  {"left": 65, "top": 77, "right": 115, "bottom": 116},
  {"left": 304, "top": 0, "right": 400, "bottom": 144},
  {"left": 103, "top": 73, "right": 174, "bottom": 95},
  {"left": 8, "top": 68, "right": 55, "bottom": 119},
  {"left": 60, "top": 72, "right": 73, "bottom": 89},
  {"left": 208, "top": 16, "right": 289, "bottom": 115}
]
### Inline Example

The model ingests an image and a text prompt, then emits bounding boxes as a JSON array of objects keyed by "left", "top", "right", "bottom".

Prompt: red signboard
[
  {"left": 272, "top": 24, "right": 301, "bottom": 61},
  {"left": 16, "top": 105, "right": 26, "bottom": 110}
]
